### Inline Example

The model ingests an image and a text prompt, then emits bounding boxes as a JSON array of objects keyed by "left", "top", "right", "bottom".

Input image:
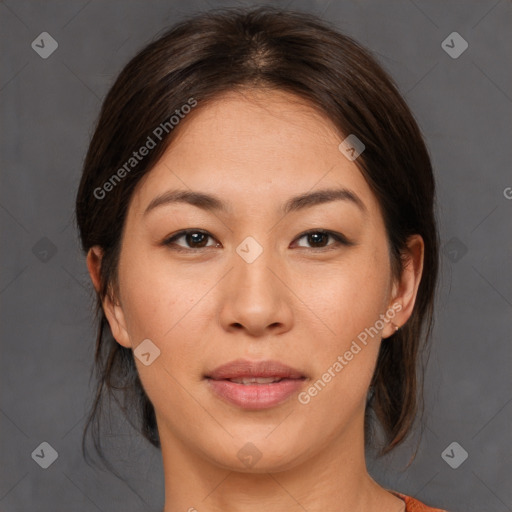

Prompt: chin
[{"left": 206, "top": 431, "right": 312, "bottom": 474}]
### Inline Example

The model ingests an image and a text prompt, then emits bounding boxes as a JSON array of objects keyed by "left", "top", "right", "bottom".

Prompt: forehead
[
  {"left": 169, "top": 88, "right": 343, "bottom": 163},
  {"left": 129, "top": 89, "right": 380, "bottom": 219}
]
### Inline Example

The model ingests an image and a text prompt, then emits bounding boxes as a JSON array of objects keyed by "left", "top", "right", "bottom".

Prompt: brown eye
[
  {"left": 185, "top": 232, "right": 209, "bottom": 248},
  {"left": 294, "top": 230, "right": 352, "bottom": 249},
  {"left": 305, "top": 232, "right": 329, "bottom": 247},
  {"left": 163, "top": 230, "right": 219, "bottom": 250}
]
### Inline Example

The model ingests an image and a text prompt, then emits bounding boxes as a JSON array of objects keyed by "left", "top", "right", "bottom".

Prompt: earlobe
[
  {"left": 382, "top": 235, "right": 424, "bottom": 339},
  {"left": 86, "top": 246, "right": 132, "bottom": 349},
  {"left": 381, "top": 303, "right": 403, "bottom": 339}
]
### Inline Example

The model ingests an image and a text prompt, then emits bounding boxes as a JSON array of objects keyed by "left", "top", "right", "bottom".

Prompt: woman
[{"left": 76, "top": 6, "right": 445, "bottom": 512}]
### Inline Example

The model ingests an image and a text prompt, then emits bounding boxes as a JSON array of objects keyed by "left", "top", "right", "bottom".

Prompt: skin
[{"left": 87, "top": 89, "right": 423, "bottom": 512}]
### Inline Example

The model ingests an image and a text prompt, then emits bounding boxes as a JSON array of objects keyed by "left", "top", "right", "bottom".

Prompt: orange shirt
[{"left": 390, "top": 490, "right": 448, "bottom": 512}]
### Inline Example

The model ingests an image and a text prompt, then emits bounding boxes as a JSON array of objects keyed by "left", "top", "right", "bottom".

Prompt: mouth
[
  {"left": 204, "top": 359, "right": 307, "bottom": 409},
  {"left": 224, "top": 376, "right": 292, "bottom": 384}
]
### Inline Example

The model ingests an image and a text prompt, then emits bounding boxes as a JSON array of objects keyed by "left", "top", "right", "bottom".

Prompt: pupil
[
  {"left": 308, "top": 233, "right": 327, "bottom": 247},
  {"left": 187, "top": 232, "right": 207, "bottom": 247}
]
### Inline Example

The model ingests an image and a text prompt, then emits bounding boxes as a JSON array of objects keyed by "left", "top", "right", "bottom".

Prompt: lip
[
  {"left": 206, "top": 359, "right": 305, "bottom": 380},
  {"left": 205, "top": 359, "right": 306, "bottom": 410}
]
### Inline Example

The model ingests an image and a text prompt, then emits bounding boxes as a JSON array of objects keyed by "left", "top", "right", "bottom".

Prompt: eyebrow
[{"left": 143, "top": 187, "right": 367, "bottom": 216}]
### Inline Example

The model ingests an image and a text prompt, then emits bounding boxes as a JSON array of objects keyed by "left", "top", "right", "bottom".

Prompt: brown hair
[{"left": 75, "top": 6, "right": 438, "bottom": 466}]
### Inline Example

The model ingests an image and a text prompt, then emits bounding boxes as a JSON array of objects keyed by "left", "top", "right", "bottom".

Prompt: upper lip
[{"left": 206, "top": 359, "right": 305, "bottom": 380}]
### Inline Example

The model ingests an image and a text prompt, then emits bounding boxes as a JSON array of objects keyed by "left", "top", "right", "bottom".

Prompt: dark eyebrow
[
  {"left": 144, "top": 189, "right": 228, "bottom": 216},
  {"left": 143, "top": 187, "right": 366, "bottom": 216},
  {"left": 282, "top": 188, "right": 367, "bottom": 215}
]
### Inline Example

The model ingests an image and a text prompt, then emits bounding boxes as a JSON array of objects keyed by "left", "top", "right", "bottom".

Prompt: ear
[
  {"left": 381, "top": 234, "right": 424, "bottom": 339},
  {"left": 86, "top": 246, "right": 132, "bottom": 349}
]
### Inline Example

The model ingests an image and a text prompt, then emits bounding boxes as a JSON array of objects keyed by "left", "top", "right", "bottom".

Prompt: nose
[{"left": 218, "top": 246, "right": 294, "bottom": 337}]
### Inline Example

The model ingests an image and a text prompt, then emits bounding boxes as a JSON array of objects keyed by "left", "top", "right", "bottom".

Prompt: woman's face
[{"left": 91, "top": 89, "right": 422, "bottom": 473}]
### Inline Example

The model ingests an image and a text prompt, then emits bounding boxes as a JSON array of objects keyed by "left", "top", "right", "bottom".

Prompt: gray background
[{"left": 1, "top": 0, "right": 511, "bottom": 511}]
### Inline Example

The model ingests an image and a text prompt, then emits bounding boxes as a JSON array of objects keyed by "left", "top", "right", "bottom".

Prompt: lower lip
[{"left": 206, "top": 378, "right": 305, "bottom": 409}]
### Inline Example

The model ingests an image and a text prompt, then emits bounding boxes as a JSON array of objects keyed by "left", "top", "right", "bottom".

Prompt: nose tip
[{"left": 218, "top": 252, "right": 293, "bottom": 337}]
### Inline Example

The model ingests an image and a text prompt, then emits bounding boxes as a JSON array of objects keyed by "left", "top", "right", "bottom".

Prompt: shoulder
[{"left": 390, "top": 490, "right": 448, "bottom": 512}]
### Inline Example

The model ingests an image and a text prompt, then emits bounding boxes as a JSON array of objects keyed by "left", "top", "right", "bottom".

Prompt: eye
[
  {"left": 293, "top": 229, "right": 352, "bottom": 249},
  {"left": 162, "top": 228, "right": 353, "bottom": 252},
  {"left": 162, "top": 229, "right": 220, "bottom": 250}
]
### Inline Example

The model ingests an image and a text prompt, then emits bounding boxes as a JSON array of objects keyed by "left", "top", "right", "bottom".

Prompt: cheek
[
  {"left": 117, "top": 246, "right": 209, "bottom": 342},
  {"left": 306, "top": 248, "right": 391, "bottom": 345},
  {"left": 116, "top": 247, "right": 224, "bottom": 398},
  {"left": 296, "top": 262, "right": 390, "bottom": 434},
  {"left": 116, "top": 252, "right": 213, "bottom": 409},
  {"left": 296, "top": 246, "right": 391, "bottom": 405}
]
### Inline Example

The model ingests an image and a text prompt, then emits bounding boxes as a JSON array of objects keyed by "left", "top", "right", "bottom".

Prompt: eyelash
[{"left": 161, "top": 228, "right": 354, "bottom": 252}]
